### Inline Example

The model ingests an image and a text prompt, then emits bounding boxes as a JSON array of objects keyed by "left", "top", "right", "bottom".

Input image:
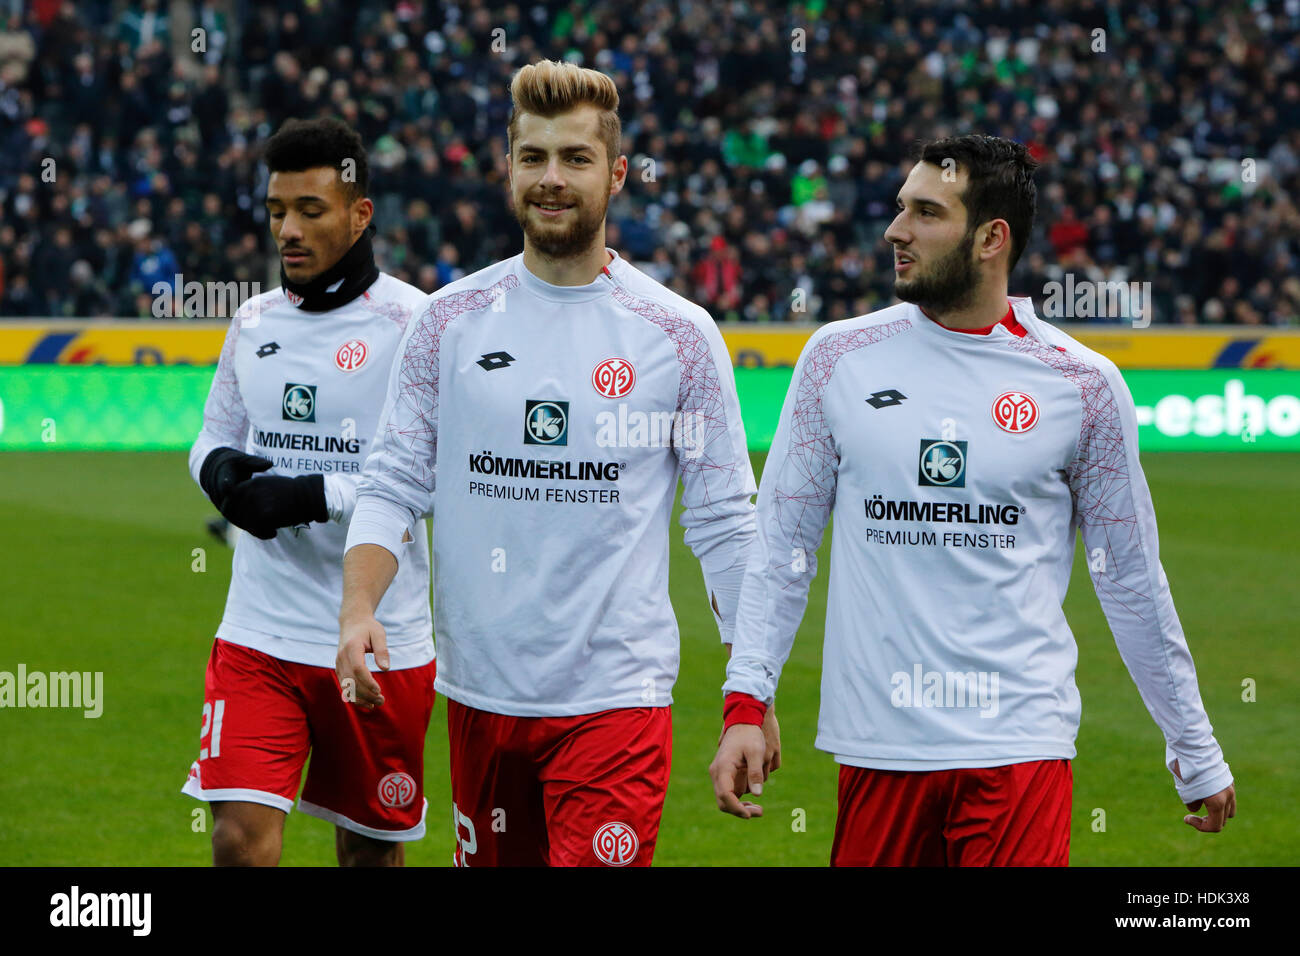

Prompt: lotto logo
[
  {"left": 592, "top": 358, "right": 636, "bottom": 398},
  {"left": 377, "top": 771, "right": 417, "bottom": 808},
  {"left": 592, "top": 821, "right": 639, "bottom": 866},
  {"left": 992, "top": 391, "right": 1039, "bottom": 433},
  {"left": 335, "top": 338, "right": 368, "bottom": 372}
]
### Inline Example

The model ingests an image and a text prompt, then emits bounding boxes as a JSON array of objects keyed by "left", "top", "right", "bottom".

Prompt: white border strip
[{"left": 297, "top": 797, "right": 428, "bottom": 842}]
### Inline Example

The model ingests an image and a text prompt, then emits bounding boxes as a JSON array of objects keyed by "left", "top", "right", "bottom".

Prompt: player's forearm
[
  {"left": 323, "top": 473, "right": 358, "bottom": 523},
  {"left": 188, "top": 436, "right": 215, "bottom": 487},
  {"left": 340, "top": 543, "right": 399, "bottom": 624},
  {"left": 723, "top": 548, "right": 804, "bottom": 704},
  {"left": 692, "top": 520, "right": 755, "bottom": 642}
]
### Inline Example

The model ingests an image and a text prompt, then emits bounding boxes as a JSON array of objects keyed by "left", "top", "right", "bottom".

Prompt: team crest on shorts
[
  {"left": 335, "top": 338, "right": 369, "bottom": 372},
  {"left": 377, "top": 771, "right": 417, "bottom": 808},
  {"left": 991, "top": 391, "right": 1039, "bottom": 433},
  {"left": 592, "top": 358, "right": 636, "bottom": 398},
  {"left": 592, "top": 821, "right": 639, "bottom": 866}
]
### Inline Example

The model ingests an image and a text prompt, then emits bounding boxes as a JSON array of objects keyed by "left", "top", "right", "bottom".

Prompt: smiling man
[
  {"left": 710, "top": 134, "right": 1235, "bottom": 866},
  {"left": 183, "top": 118, "right": 436, "bottom": 866},
  {"left": 337, "top": 60, "right": 763, "bottom": 867}
]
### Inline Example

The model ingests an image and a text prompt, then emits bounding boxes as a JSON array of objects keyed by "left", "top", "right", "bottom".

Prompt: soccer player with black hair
[
  {"left": 711, "top": 134, "right": 1236, "bottom": 865},
  {"left": 183, "top": 117, "right": 436, "bottom": 866}
]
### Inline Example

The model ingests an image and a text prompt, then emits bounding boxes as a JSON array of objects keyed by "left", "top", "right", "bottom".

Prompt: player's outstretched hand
[
  {"left": 709, "top": 724, "right": 767, "bottom": 819},
  {"left": 1184, "top": 784, "right": 1236, "bottom": 832},
  {"left": 337, "top": 614, "right": 389, "bottom": 710}
]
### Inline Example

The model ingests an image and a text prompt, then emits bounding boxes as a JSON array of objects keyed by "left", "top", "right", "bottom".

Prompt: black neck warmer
[{"left": 280, "top": 227, "right": 380, "bottom": 312}]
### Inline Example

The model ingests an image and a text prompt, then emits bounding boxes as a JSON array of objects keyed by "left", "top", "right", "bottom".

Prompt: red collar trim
[{"left": 930, "top": 303, "right": 1026, "bottom": 337}]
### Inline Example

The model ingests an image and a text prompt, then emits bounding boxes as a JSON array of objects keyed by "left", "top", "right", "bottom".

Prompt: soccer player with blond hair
[{"left": 338, "top": 60, "right": 766, "bottom": 866}]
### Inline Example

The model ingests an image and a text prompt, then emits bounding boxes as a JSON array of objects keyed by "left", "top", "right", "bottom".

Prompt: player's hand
[
  {"left": 337, "top": 614, "right": 389, "bottom": 710},
  {"left": 709, "top": 724, "right": 766, "bottom": 819},
  {"left": 199, "top": 447, "right": 272, "bottom": 510},
  {"left": 219, "top": 473, "right": 328, "bottom": 539},
  {"left": 1183, "top": 784, "right": 1236, "bottom": 832}
]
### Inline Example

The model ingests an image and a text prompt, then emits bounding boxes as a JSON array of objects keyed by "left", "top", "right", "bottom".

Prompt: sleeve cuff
[
  {"left": 1173, "top": 761, "right": 1234, "bottom": 805},
  {"left": 346, "top": 494, "right": 417, "bottom": 566},
  {"left": 323, "top": 473, "right": 355, "bottom": 523},
  {"left": 723, "top": 691, "right": 767, "bottom": 730}
]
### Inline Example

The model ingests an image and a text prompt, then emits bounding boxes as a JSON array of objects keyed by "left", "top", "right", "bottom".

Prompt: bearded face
[
  {"left": 508, "top": 106, "right": 618, "bottom": 262},
  {"left": 893, "top": 227, "right": 982, "bottom": 314},
  {"left": 510, "top": 180, "right": 610, "bottom": 260}
]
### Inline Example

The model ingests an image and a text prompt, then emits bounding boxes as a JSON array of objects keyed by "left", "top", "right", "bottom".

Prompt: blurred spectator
[
  {"left": 1049, "top": 206, "right": 1089, "bottom": 261},
  {"left": 1, "top": 0, "right": 1297, "bottom": 325}
]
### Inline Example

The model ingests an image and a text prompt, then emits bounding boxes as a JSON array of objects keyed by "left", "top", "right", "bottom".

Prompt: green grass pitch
[{"left": 0, "top": 450, "right": 1294, "bottom": 866}]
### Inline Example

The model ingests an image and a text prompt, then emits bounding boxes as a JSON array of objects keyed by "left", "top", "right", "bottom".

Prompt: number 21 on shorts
[{"left": 199, "top": 699, "right": 226, "bottom": 760}]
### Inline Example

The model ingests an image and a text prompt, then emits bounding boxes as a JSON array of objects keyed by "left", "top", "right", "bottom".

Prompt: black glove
[
  {"left": 199, "top": 447, "right": 273, "bottom": 510},
  {"left": 219, "top": 473, "right": 328, "bottom": 540}
]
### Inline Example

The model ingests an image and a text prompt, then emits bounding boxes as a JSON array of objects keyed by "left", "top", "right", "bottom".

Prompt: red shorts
[
  {"left": 181, "top": 638, "right": 436, "bottom": 841},
  {"left": 831, "top": 759, "right": 1072, "bottom": 867},
  {"left": 447, "top": 699, "right": 671, "bottom": 867}
]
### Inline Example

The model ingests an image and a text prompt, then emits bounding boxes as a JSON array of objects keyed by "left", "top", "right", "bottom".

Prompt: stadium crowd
[{"left": 1, "top": 0, "right": 1298, "bottom": 324}]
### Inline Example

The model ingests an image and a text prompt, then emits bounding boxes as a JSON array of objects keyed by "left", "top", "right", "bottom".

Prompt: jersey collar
[{"left": 515, "top": 248, "right": 623, "bottom": 303}]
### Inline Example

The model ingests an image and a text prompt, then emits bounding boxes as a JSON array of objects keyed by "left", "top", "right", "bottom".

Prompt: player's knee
[
  {"left": 336, "top": 827, "right": 403, "bottom": 867},
  {"left": 211, "top": 810, "right": 282, "bottom": 866}
]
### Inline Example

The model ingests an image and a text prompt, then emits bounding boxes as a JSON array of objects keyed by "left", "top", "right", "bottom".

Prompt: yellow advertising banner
[
  {"left": 0, "top": 322, "right": 228, "bottom": 366},
  {"left": 724, "top": 326, "right": 1300, "bottom": 370},
  {"left": 2, "top": 321, "right": 1299, "bottom": 370}
]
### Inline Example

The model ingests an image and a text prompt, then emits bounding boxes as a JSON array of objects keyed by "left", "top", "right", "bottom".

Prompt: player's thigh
[
  {"left": 539, "top": 706, "right": 672, "bottom": 868},
  {"left": 831, "top": 765, "right": 948, "bottom": 867},
  {"left": 446, "top": 698, "right": 548, "bottom": 867},
  {"left": 299, "top": 658, "right": 437, "bottom": 842},
  {"left": 945, "top": 759, "right": 1072, "bottom": 867},
  {"left": 181, "top": 639, "right": 311, "bottom": 815}
]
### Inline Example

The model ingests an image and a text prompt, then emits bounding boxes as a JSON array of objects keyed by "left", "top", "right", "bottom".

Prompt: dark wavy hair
[
  {"left": 914, "top": 135, "right": 1039, "bottom": 272},
  {"left": 263, "top": 117, "right": 369, "bottom": 203}
]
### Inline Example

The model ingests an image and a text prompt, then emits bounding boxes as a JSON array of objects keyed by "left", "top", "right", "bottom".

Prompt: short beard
[
  {"left": 511, "top": 189, "right": 609, "bottom": 260},
  {"left": 894, "top": 230, "right": 981, "bottom": 314}
]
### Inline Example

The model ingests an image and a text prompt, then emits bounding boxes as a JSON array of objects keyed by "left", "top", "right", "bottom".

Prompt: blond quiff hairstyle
[{"left": 507, "top": 59, "right": 621, "bottom": 170}]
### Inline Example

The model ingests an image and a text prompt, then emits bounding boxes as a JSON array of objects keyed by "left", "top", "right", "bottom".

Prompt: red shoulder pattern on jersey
[
  {"left": 393, "top": 275, "right": 520, "bottom": 487},
  {"left": 207, "top": 301, "right": 261, "bottom": 447},
  {"left": 1003, "top": 336, "right": 1142, "bottom": 609},
  {"left": 779, "top": 319, "right": 913, "bottom": 543},
  {"left": 607, "top": 283, "right": 736, "bottom": 488},
  {"left": 360, "top": 278, "right": 420, "bottom": 332}
]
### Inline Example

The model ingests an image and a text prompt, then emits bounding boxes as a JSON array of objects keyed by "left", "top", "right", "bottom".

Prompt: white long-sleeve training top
[
  {"left": 347, "top": 249, "right": 756, "bottom": 716},
  {"left": 189, "top": 274, "right": 434, "bottom": 670},
  {"left": 724, "top": 297, "right": 1232, "bottom": 804}
]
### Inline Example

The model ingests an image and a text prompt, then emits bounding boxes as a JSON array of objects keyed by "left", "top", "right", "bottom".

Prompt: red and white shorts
[
  {"left": 181, "top": 638, "right": 436, "bottom": 841},
  {"left": 831, "top": 759, "right": 1072, "bottom": 866},
  {"left": 447, "top": 699, "right": 671, "bottom": 867}
]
